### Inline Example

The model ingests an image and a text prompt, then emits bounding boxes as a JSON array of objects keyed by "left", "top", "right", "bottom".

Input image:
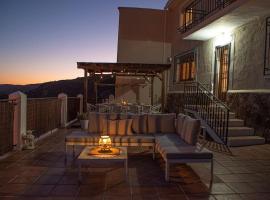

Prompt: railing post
[
  {"left": 58, "top": 93, "right": 68, "bottom": 128},
  {"left": 77, "top": 94, "right": 83, "bottom": 115},
  {"left": 8, "top": 91, "right": 27, "bottom": 150}
]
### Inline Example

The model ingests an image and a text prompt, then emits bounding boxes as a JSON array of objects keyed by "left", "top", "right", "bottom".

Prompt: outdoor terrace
[{"left": 0, "top": 127, "right": 270, "bottom": 200}]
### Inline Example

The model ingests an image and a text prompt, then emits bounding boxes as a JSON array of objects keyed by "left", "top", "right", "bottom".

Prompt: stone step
[
  {"left": 227, "top": 127, "right": 254, "bottom": 137},
  {"left": 228, "top": 119, "right": 244, "bottom": 127},
  {"left": 228, "top": 136, "right": 265, "bottom": 147},
  {"left": 229, "top": 112, "right": 236, "bottom": 119}
]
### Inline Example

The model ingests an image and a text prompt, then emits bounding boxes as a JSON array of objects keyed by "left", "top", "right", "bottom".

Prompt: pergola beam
[{"left": 78, "top": 62, "right": 170, "bottom": 110}]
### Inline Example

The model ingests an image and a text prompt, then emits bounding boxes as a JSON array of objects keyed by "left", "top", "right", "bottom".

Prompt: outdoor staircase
[
  {"left": 226, "top": 112, "right": 265, "bottom": 147},
  {"left": 184, "top": 82, "right": 265, "bottom": 147}
]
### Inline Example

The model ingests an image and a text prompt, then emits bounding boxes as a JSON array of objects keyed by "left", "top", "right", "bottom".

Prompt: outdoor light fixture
[
  {"left": 214, "top": 32, "right": 232, "bottom": 47},
  {"left": 98, "top": 136, "right": 112, "bottom": 153}
]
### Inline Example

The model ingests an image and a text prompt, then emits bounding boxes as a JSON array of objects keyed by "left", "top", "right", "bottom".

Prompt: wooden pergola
[{"left": 77, "top": 62, "right": 171, "bottom": 112}]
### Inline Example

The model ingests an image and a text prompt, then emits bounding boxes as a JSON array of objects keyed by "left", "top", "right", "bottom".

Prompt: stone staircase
[
  {"left": 183, "top": 81, "right": 265, "bottom": 147},
  {"left": 226, "top": 112, "right": 265, "bottom": 147}
]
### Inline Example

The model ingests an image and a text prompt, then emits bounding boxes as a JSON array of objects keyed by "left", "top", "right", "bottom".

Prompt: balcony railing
[
  {"left": 27, "top": 98, "right": 62, "bottom": 138},
  {"left": 67, "top": 97, "right": 80, "bottom": 122},
  {"left": 178, "top": 0, "right": 237, "bottom": 34}
]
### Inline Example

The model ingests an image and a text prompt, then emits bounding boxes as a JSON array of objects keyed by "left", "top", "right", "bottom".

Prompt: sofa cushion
[
  {"left": 102, "top": 119, "right": 133, "bottom": 136},
  {"left": 111, "top": 135, "right": 155, "bottom": 144},
  {"left": 159, "top": 146, "right": 213, "bottom": 160},
  {"left": 65, "top": 131, "right": 99, "bottom": 144},
  {"left": 177, "top": 113, "right": 187, "bottom": 138},
  {"left": 155, "top": 134, "right": 189, "bottom": 153},
  {"left": 65, "top": 132, "right": 154, "bottom": 146},
  {"left": 182, "top": 117, "right": 201, "bottom": 145},
  {"left": 88, "top": 112, "right": 108, "bottom": 134},
  {"left": 131, "top": 114, "right": 148, "bottom": 134},
  {"left": 148, "top": 113, "right": 176, "bottom": 134}
]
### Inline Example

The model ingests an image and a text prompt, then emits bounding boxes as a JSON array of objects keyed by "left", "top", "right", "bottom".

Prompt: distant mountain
[
  {"left": 0, "top": 77, "right": 115, "bottom": 103},
  {"left": 0, "top": 84, "right": 40, "bottom": 99}
]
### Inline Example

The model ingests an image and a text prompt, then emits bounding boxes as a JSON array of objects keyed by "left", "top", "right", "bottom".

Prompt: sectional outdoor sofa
[{"left": 65, "top": 112, "right": 213, "bottom": 182}]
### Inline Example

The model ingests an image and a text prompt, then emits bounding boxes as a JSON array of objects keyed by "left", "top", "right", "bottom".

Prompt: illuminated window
[
  {"left": 180, "top": 8, "right": 193, "bottom": 27},
  {"left": 174, "top": 52, "right": 196, "bottom": 82}
]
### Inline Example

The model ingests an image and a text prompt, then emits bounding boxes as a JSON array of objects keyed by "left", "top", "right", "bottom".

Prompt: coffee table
[{"left": 77, "top": 146, "right": 128, "bottom": 183}]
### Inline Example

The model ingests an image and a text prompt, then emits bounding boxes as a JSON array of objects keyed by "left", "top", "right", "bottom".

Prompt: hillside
[{"left": 0, "top": 77, "right": 115, "bottom": 103}]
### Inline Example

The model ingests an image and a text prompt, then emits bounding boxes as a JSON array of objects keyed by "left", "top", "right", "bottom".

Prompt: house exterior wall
[
  {"left": 166, "top": 0, "right": 270, "bottom": 132},
  {"left": 117, "top": 7, "right": 171, "bottom": 104}
]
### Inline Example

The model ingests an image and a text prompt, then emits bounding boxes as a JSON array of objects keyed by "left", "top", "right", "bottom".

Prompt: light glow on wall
[{"left": 214, "top": 32, "right": 233, "bottom": 47}]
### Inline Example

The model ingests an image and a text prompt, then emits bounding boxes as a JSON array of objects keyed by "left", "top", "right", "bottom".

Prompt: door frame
[{"left": 213, "top": 44, "right": 231, "bottom": 101}]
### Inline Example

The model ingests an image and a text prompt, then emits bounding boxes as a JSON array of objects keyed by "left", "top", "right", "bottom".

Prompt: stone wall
[
  {"left": 165, "top": 92, "right": 185, "bottom": 114},
  {"left": 227, "top": 93, "right": 270, "bottom": 135},
  {"left": 232, "top": 17, "right": 270, "bottom": 90}
]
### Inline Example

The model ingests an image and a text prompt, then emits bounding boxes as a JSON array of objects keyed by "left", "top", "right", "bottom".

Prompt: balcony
[
  {"left": 178, "top": 0, "right": 270, "bottom": 41},
  {"left": 178, "top": 0, "right": 237, "bottom": 34}
]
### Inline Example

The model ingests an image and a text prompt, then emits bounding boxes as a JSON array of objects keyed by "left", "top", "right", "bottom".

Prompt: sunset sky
[{"left": 0, "top": 0, "right": 166, "bottom": 85}]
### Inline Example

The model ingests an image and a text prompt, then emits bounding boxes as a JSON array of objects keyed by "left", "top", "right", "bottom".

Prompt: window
[
  {"left": 174, "top": 51, "right": 196, "bottom": 82},
  {"left": 264, "top": 17, "right": 270, "bottom": 76},
  {"left": 180, "top": 8, "right": 193, "bottom": 27}
]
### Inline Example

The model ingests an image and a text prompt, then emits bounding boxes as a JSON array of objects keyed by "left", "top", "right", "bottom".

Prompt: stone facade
[
  {"left": 227, "top": 93, "right": 270, "bottom": 135},
  {"left": 165, "top": 92, "right": 185, "bottom": 114}
]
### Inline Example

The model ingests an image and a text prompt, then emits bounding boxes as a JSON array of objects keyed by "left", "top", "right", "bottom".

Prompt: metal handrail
[{"left": 183, "top": 81, "right": 230, "bottom": 145}]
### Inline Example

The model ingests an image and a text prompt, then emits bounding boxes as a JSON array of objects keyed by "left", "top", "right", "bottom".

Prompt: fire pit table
[{"left": 77, "top": 146, "right": 128, "bottom": 183}]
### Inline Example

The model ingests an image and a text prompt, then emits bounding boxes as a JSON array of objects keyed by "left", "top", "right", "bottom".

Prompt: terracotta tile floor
[{"left": 0, "top": 128, "right": 270, "bottom": 200}]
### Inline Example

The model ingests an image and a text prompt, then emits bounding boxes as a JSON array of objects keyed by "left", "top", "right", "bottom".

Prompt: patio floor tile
[{"left": 0, "top": 128, "right": 269, "bottom": 199}]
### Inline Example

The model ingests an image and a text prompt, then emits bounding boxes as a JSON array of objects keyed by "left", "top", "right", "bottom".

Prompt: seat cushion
[
  {"left": 177, "top": 113, "right": 187, "bottom": 137},
  {"left": 65, "top": 132, "right": 154, "bottom": 146},
  {"left": 102, "top": 119, "right": 133, "bottom": 136},
  {"left": 159, "top": 146, "right": 213, "bottom": 160},
  {"left": 148, "top": 113, "right": 176, "bottom": 134},
  {"left": 182, "top": 117, "right": 201, "bottom": 145},
  {"left": 65, "top": 131, "right": 100, "bottom": 144},
  {"left": 111, "top": 135, "right": 155, "bottom": 144},
  {"left": 155, "top": 134, "right": 189, "bottom": 153}
]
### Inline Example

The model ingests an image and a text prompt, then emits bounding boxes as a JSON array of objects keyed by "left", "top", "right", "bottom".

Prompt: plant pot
[{"left": 80, "top": 120, "right": 89, "bottom": 130}]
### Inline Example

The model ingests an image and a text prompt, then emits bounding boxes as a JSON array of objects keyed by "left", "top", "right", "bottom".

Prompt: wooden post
[
  {"left": 83, "top": 69, "right": 88, "bottom": 112},
  {"left": 151, "top": 77, "right": 154, "bottom": 105},
  {"left": 161, "top": 72, "right": 165, "bottom": 112}
]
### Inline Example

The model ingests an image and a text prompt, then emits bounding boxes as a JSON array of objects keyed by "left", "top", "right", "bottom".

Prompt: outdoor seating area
[
  {"left": 1, "top": 127, "right": 270, "bottom": 199},
  {"left": 65, "top": 112, "right": 213, "bottom": 182}
]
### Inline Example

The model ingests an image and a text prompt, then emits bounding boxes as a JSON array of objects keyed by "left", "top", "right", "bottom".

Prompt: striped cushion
[
  {"left": 182, "top": 117, "right": 200, "bottom": 145},
  {"left": 88, "top": 112, "right": 108, "bottom": 134},
  {"left": 130, "top": 114, "right": 148, "bottom": 134},
  {"left": 148, "top": 113, "right": 176, "bottom": 134},
  {"left": 102, "top": 119, "right": 133, "bottom": 136},
  {"left": 177, "top": 113, "right": 187, "bottom": 138}
]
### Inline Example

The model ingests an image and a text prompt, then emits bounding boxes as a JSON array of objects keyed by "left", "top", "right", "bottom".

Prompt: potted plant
[{"left": 77, "top": 112, "right": 89, "bottom": 130}]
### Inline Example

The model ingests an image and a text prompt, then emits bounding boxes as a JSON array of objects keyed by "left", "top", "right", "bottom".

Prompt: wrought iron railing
[
  {"left": 27, "top": 98, "right": 61, "bottom": 138},
  {"left": 184, "top": 81, "right": 229, "bottom": 145},
  {"left": 67, "top": 97, "right": 80, "bottom": 122},
  {"left": 0, "top": 100, "right": 15, "bottom": 155},
  {"left": 264, "top": 17, "right": 270, "bottom": 76},
  {"left": 178, "top": 0, "right": 237, "bottom": 33}
]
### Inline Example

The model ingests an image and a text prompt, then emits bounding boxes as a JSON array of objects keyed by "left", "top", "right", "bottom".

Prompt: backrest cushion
[
  {"left": 182, "top": 117, "right": 201, "bottom": 145},
  {"left": 148, "top": 113, "right": 176, "bottom": 134},
  {"left": 177, "top": 113, "right": 187, "bottom": 137},
  {"left": 130, "top": 114, "right": 148, "bottom": 134},
  {"left": 88, "top": 112, "right": 108, "bottom": 134},
  {"left": 102, "top": 119, "right": 133, "bottom": 136}
]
